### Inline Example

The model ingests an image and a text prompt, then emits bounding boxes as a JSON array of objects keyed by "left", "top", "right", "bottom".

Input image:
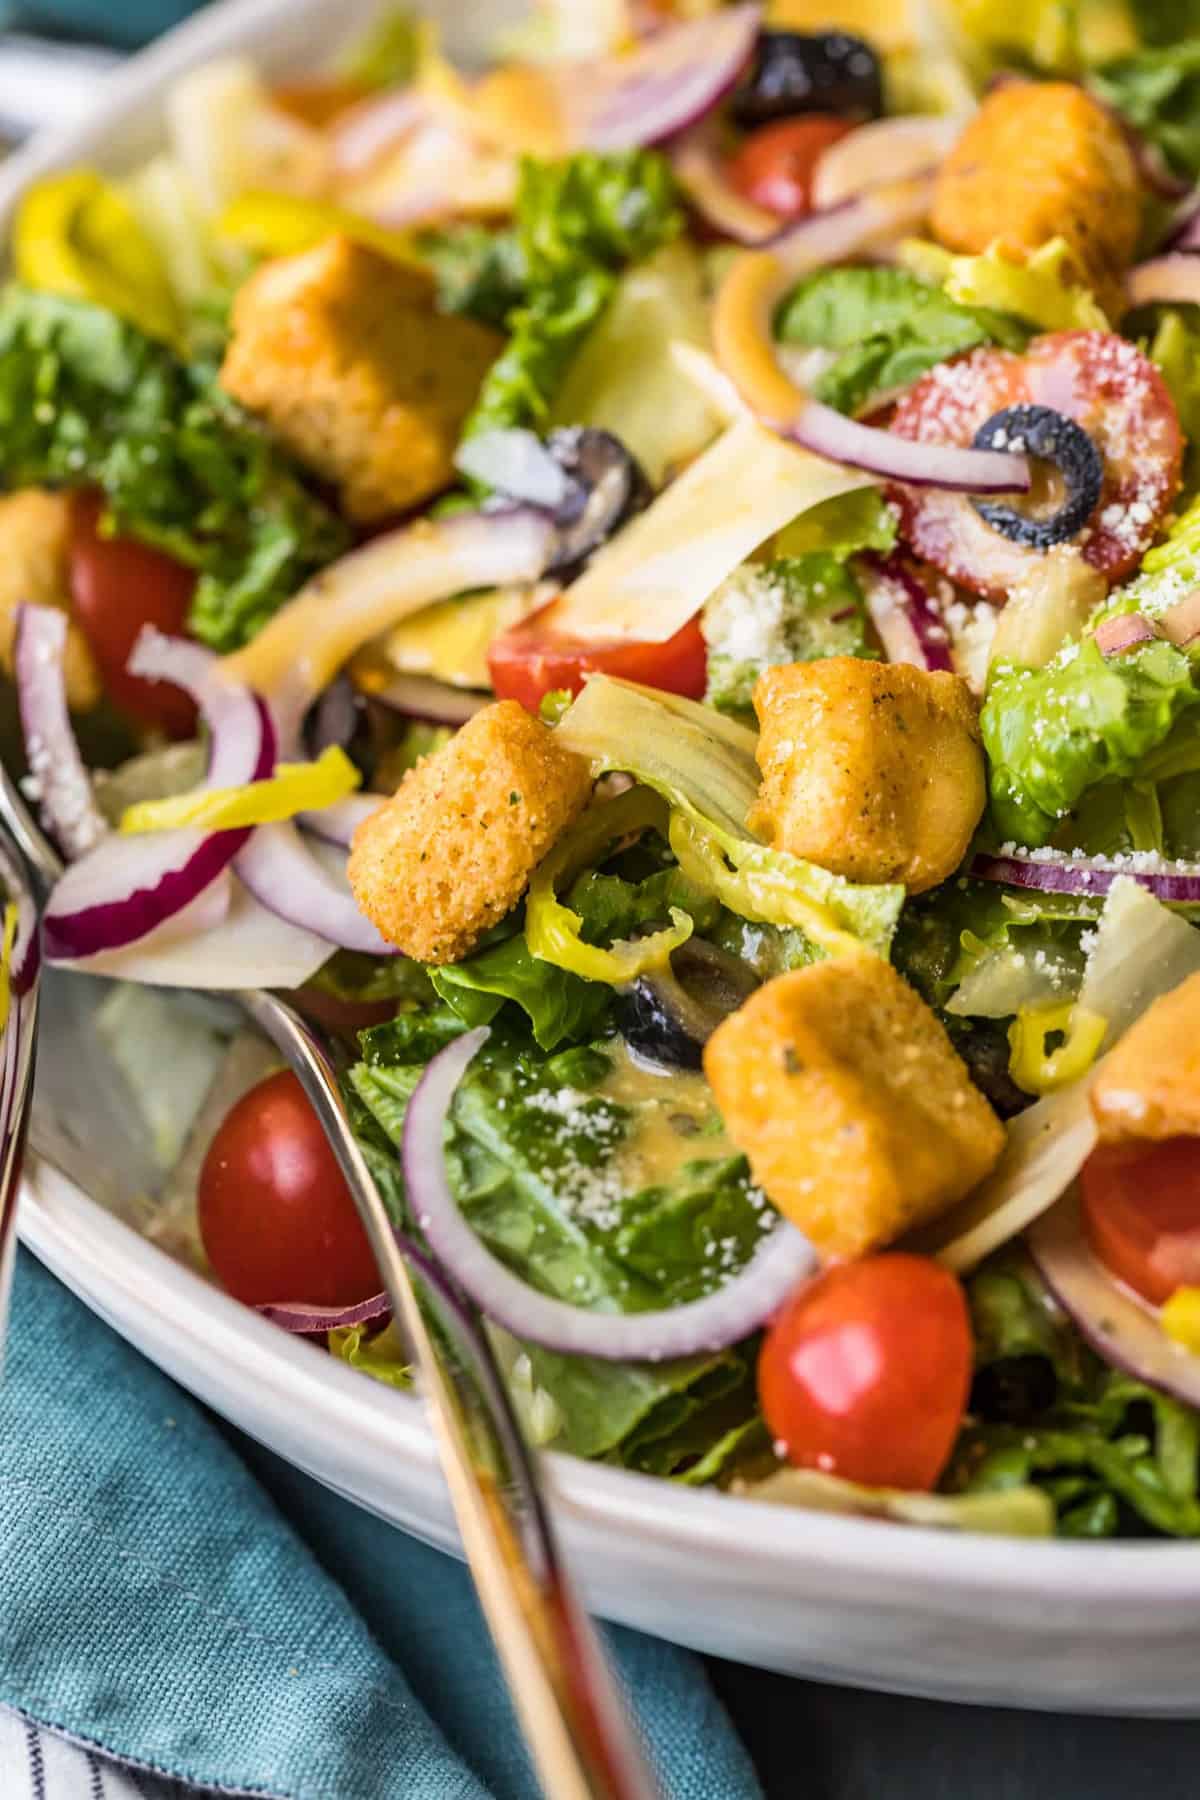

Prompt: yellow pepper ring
[
  {"left": 216, "top": 191, "right": 425, "bottom": 270},
  {"left": 1007, "top": 1001, "right": 1108, "bottom": 1097},
  {"left": 14, "top": 168, "right": 181, "bottom": 346}
]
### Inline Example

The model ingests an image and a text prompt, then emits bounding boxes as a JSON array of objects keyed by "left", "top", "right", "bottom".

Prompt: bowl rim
[{"left": 7, "top": 0, "right": 1200, "bottom": 1607}]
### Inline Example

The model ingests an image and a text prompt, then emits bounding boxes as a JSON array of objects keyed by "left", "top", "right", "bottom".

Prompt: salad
[{"left": 7, "top": 0, "right": 1200, "bottom": 1542}]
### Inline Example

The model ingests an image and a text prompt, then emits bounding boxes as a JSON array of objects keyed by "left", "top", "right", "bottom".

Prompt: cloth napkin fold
[{"left": 0, "top": 1250, "right": 762, "bottom": 1800}]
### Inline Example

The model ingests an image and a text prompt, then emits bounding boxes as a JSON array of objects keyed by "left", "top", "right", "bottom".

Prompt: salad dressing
[{"left": 597, "top": 1039, "right": 736, "bottom": 1191}]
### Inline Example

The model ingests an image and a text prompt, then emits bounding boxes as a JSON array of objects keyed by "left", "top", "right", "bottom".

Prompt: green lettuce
[
  {"left": 335, "top": 6, "right": 426, "bottom": 87},
  {"left": 771, "top": 487, "right": 897, "bottom": 561},
  {"left": 702, "top": 554, "right": 873, "bottom": 715},
  {"left": 417, "top": 223, "right": 526, "bottom": 330},
  {"left": 308, "top": 950, "right": 434, "bottom": 1007},
  {"left": 350, "top": 1016, "right": 766, "bottom": 1477},
  {"left": 775, "top": 265, "right": 1027, "bottom": 416},
  {"left": 949, "top": 1256, "right": 1200, "bottom": 1537},
  {"left": 1092, "top": 40, "right": 1200, "bottom": 179},
  {"left": 0, "top": 285, "right": 348, "bottom": 650},
  {"left": 328, "top": 1320, "right": 412, "bottom": 1390},
  {"left": 981, "top": 635, "right": 1200, "bottom": 845},
  {"left": 462, "top": 150, "right": 682, "bottom": 443},
  {"left": 750, "top": 1464, "right": 1053, "bottom": 1534},
  {"left": 429, "top": 933, "right": 610, "bottom": 1051}
]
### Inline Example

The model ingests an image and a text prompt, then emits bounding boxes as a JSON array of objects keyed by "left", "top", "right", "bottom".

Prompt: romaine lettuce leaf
[
  {"left": 328, "top": 1320, "right": 412, "bottom": 1390},
  {"left": 748, "top": 1463, "right": 1054, "bottom": 1534},
  {"left": 1092, "top": 39, "right": 1200, "bottom": 178},
  {"left": 0, "top": 284, "right": 349, "bottom": 650},
  {"left": 775, "top": 265, "right": 1026, "bottom": 416},
  {"left": 702, "top": 554, "right": 872, "bottom": 715},
  {"left": 982, "top": 635, "right": 1200, "bottom": 845},
  {"left": 772, "top": 487, "right": 898, "bottom": 561},
  {"left": 417, "top": 222, "right": 526, "bottom": 329},
  {"left": 462, "top": 149, "right": 682, "bottom": 442},
  {"left": 429, "top": 933, "right": 610, "bottom": 1050}
]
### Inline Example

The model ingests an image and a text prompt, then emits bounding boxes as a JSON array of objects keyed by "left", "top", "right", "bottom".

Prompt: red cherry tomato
[
  {"left": 888, "top": 331, "right": 1182, "bottom": 601},
  {"left": 68, "top": 491, "right": 199, "bottom": 736},
  {"left": 726, "top": 116, "right": 855, "bottom": 220},
  {"left": 198, "top": 1070, "right": 380, "bottom": 1308},
  {"left": 1080, "top": 1137, "right": 1200, "bottom": 1306},
  {"left": 757, "top": 1253, "right": 972, "bottom": 1491},
  {"left": 487, "top": 602, "right": 707, "bottom": 712}
]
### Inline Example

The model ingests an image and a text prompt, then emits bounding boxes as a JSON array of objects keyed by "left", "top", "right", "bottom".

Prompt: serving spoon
[{"left": 0, "top": 760, "right": 660, "bottom": 1800}]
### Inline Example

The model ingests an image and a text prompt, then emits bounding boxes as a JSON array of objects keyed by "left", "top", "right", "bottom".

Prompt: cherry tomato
[
  {"left": 487, "top": 602, "right": 708, "bottom": 712},
  {"left": 726, "top": 116, "right": 855, "bottom": 220},
  {"left": 757, "top": 1254, "right": 972, "bottom": 1491},
  {"left": 68, "top": 492, "right": 198, "bottom": 736},
  {"left": 1080, "top": 1137, "right": 1200, "bottom": 1306},
  {"left": 888, "top": 331, "right": 1182, "bottom": 601},
  {"left": 198, "top": 1070, "right": 380, "bottom": 1308}
]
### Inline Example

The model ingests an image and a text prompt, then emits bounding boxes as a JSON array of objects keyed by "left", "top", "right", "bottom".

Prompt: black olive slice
[
  {"left": 544, "top": 427, "right": 651, "bottom": 577},
  {"left": 971, "top": 405, "right": 1104, "bottom": 551},
  {"left": 731, "top": 31, "right": 883, "bottom": 130},
  {"left": 618, "top": 940, "right": 760, "bottom": 1071}
]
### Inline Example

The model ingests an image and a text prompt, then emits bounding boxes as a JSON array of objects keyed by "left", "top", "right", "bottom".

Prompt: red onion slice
[
  {"left": 671, "top": 122, "right": 782, "bottom": 246},
  {"left": 14, "top": 605, "right": 108, "bottom": 863},
  {"left": 258, "top": 1290, "right": 390, "bottom": 1334},
  {"left": 1029, "top": 1190, "right": 1200, "bottom": 1412},
  {"left": 403, "top": 1027, "right": 817, "bottom": 1360},
  {"left": 298, "top": 794, "right": 381, "bottom": 850},
  {"left": 1168, "top": 193, "right": 1200, "bottom": 253},
  {"left": 367, "top": 672, "right": 490, "bottom": 726},
  {"left": 235, "top": 820, "right": 395, "bottom": 955},
  {"left": 1094, "top": 612, "right": 1161, "bottom": 657},
  {"left": 1126, "top": 254, "right": 1200, "bottom": 310},
  {"left": 859, "top": 553, "right": 953, "bottom": 672},
  {"left": 712, "top": 188, "right": 1033, "bottom": 494},
  {"left": 571, "top": 4, "right": 761, "bottom": 151},
  {"left": 331, "top": 87, "right": 428, "bottom": 176},
  {"left": 973, "top": 847, "right": 1200, "bottom": 904},
  {"left": 810, "top": 115, "right": 961, "bottom": 212},
  {"left": 43, "top": 638, "right": 272, "bottom": 961},
  {"left": 0, "top": 841, "right": 40, "bottom": 997}
]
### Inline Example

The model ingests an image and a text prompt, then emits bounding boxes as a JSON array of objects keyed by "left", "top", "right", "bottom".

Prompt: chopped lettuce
[
  {"left": 0, "top": 284, "right": 348, "bottom": 650},
  {"left": 702, "top": 554, "right": 872, "bottom": 715},
  {"left": 429, "top": 933, "right": 611, "bottom": 1051},
  {"left": 350, "top": 1018, "right": 766, "bottom": 1477},
  {"left": 982, "top": 635, "right": 1200, "bottom": 845},
  {"left": 950, "top": 1256, "right": 1200, "bottom": 1536},
  {"left": 462, "top": 149, "right": 682, "bottom": 444},
  {"left": 775, "top": 265, "right": 1027, "bottom": 417},
  {"left": 1148, "top": 309, "right": 1200, "bottom": 471},
  {"left": 1091, "top": 39, "right": 1200, "bottom": 179},
  {"left": 772, "top": 487, "right": 898, "bottom": 561},
  {"left": 900, "top": 236, "right": 1107, "bottom": 331},
  {"left": 417, "top": 223, "right": 526, "bottom": 329},
  {"left": 328, "top": 1320, "right": 412, "bottom": 1390},
  {"left": 748, "top": 1463, "right": 1054, "bottom": 1534},
  {"left": 335, "top": 7, "right": 427, "bottom": 88}
]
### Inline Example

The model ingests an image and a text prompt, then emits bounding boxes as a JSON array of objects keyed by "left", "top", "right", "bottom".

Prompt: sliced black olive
[
  {"left": 731, "top": 31, "right": 883, "bottom": 130},
  {"left": 945, "top": 1018, "right": 1035, "bottom": 1120},
  {"left": 618, "top": 939, "right": 760, "bottom": 1071},
  {"left": 544, "top": 427, "right": 651, "bottom": 578},
  {"left": 970, "top": 1354, "right": 1057, "bottom": 1424},
  {"left": 971, "top": 405, "right": 1104, "bottom": 551},
  {"left": 304, "top": 675, "right": 376, "bottom": 781}
]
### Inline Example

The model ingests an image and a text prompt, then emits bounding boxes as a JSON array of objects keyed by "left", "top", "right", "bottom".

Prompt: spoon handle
[{"left": 240, "top": 989, "right": 661, "bottom": 1800}]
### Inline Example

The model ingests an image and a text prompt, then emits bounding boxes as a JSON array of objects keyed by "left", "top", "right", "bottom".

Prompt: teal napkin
[{"left": 0, "top": 1251, "right": 762, "bottom": 1800}]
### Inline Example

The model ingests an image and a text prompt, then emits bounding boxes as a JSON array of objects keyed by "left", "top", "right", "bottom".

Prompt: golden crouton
[
  {"left": 931, "top": 83, "right": 1140, "bottom": 308},
  {"left": 704, "top": 958, "right": 1005, "bottom": 1259},
  {"left": 1091, "top": 971, "right": 1200, "bottom": 1143},
  {"left": 348, "top": 701, "right": 593, "bottom": 964},
  {"left": 220, "top": 236, "right": 501, "bottom": 523},
  {"left": 749, "top": 658, "right": 984, "bottom": 894},
  {"left": 0, "top": 490, "right": 100, "bottom": 709}
]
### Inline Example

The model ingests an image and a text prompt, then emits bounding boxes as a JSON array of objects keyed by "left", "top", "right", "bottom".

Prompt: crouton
[
  {"left": 347, "top": 701, "right": 593, "bottom": 964},
  {"left": 0, "top": 490, "right": 100, "bottom": 709},
  {"left": 220, "top": 236, "right": 501, "bottom": 523},
  {"left": 704, "top": 958, "right": 1005, "bottom": 1259},
  {"left": 749, "top": 658, "right": 984, "bottom": 894},
  {"left": 1091, "top": 971, "right": 1200, "bottom": 1143},
  {"left": 931, "top": 83, "right": 1140, "bottom": 309}
]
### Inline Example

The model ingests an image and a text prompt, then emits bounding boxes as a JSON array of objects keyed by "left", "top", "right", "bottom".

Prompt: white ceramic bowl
[{"left": 9, "top": 0, "right": 1200, "bottom": 1715}]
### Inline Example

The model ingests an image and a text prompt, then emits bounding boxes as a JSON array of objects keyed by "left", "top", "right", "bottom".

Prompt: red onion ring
[
  {"left": 367, "top": 672, "right": 489, "bottom": 726},
  {"left": 972, "top": 847, "right": 1200, "bottom": 904},
  {"left": 712, "top": 187, "right": 1033, "bottom": 493},
  {"left": 859, "top": 553, "right": 954, "bottom": 672},
  {"left": 13, "top": 603, "right": 107, "bottom": 863},
  {"left": 1029, "top": 1190, "right": 1200, "bottom": 1412},
  {"left": 403, "top": 1027, "right": 817, "bottom": 1360},
  {"left": 235, "top": 820, "right": 395, "bottom": 955},
  {"left": 43, "top": 637, "right": 273, "bottom": 961},
  {"left": 1126, "top": 253, "right": 1200, "bottom": 310},
  {"left": 573, "top": 4, "right": 761, "bottom": 151},
  {"left": 330, "top": 87, "right": 428, "bottom": 177},
  {"left": 671, "top": 121, "right": 782, "bottom": 246},
  {"left": 258, "top": 1290, "right": 391, "bottom": 1334},
  {"left": 1094, "top": 612, "right": 1161, "bottom": 657},
  {"left": 298, "top": 795, "right": 381, "bottom": 850}
]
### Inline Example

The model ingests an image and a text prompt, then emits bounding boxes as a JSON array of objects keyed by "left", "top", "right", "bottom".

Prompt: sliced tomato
[
  {"left": 68, "top": 491, "right": 198, "bottom": 737},
  {"left": 726, "top": 116, "right": 856, "bottom": 220},
  {"left": 888, "top": 331, "right": 1182, "bottom": 601},
  {"left": 487, "top": 601, "right": 708, "bottom": 712},
  {"left": 198, "top": 1070, "right": 380, "bottom": 1308},
  {"left": 757, "top": 1253, "right": 973, "bottom": 1492},
  {"left": 1080, "top": 1137, "right": 1200, "bottom": 1306}
]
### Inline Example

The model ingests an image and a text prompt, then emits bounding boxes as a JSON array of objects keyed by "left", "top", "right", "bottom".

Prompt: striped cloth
[{"left": 0, "top": 1711, "right": 194, "bottom": 1800}]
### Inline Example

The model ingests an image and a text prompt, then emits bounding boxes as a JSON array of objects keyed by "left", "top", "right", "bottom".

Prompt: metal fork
[{"left": 0, "top": 761, "right": 659, "bottom": 1800}]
